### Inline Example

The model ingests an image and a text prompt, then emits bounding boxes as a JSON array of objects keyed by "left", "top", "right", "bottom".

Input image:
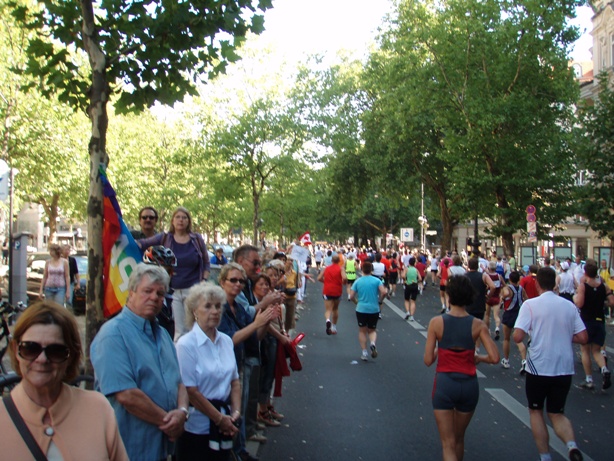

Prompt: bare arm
[
  {"left": 423, "top": 317, "right": 440, "bottom": 366},
  {"left": 513, "top": 327, "right": 526, "bottom": 344},
  {"left": 64, "top": 259, "right": 71, "bottom": 300},
  {"left": 378, "top": 284, "right": 388, "bottom": 302},
  {"left": 232, "top": 308, "right": 276, "bottom": 345},
  {"left": 573, "top": 282, "right": 586, "bottom": 308},
  {"left": 40, "top": 261, "right": 49, "bottom": 296},
  {"left": 475, "top": 321, "right": 500, "bottom": 364},
  {"left": 114, "top": 388, "right": 168, "bottom": 427},
  {"left": 317, "top": 270, "right": 325, "bottom": 283},
  {"left": 186, "top": 384, "right": 239, "bottom": 437},
  {"left": 573, "top": 330, "right": 588, "bottom": 345}
]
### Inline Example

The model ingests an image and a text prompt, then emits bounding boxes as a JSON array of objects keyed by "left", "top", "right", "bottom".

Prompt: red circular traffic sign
[{"left": 526, "top": 205, "right": 536, "bottom": 214}]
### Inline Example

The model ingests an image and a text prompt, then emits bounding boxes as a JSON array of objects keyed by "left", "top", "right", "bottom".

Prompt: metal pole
[
  {"left": 421, "top": 183, "right": 425, "bottom": 250},
  {"left": 472, "top": 213, "right": 480, "bottom": 257}
]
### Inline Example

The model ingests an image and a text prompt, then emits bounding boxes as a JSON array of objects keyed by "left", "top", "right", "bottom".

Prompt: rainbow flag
[{"left": 101, "top": 169, "right": 142, "bottom": 318}]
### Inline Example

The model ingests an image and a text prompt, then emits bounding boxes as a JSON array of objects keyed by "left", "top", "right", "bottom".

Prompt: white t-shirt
[
  {"left": 315, "top": 250, "right": 323, "bottom": 262},
  {"left": 372, "top": 262, "right": 386, "bottom": 277},
  {"left": 402, "top": 254, "right": 411, "bottom": 268},
  {"left": 514, "top": 291, "right": 585, "bottom": 376},
  {"left": 573, "top": 264, "right": 584, "bottom": 285}
]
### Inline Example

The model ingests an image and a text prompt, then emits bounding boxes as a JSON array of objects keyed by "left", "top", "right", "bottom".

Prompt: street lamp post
[{"left": 418, "top": 183, "right": 428, "bottom": 250}]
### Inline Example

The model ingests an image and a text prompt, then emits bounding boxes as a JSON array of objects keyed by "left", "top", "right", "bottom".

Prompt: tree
[
  {"left": 367, "top": 0, "right": 581, "bottom": 254},
  {"left": 9, "top": 0, "right": 272, "bottom": 361},
  {"left": 1, "top": 0, "right": 88, "bottom": 242},
  {"left": 576, "top": 73, "right": 614, "bottom": 239},
  {"left": 207, "top": 97, "right": 306, "bottom": 243}
]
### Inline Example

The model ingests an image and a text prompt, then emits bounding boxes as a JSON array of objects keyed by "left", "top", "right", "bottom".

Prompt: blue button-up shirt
[{"left": 91, "top": 307, "right": 182, "bottom": 461}]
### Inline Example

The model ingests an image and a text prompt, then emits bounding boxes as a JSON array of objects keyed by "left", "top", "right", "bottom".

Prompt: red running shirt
[{"left": 322, "top": 264, "right": 343, "bottom": 297}]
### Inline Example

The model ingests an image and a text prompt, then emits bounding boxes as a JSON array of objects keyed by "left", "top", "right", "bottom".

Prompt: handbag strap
[{"left": 3, "top": 395, "right": 48, "bottom": 461}]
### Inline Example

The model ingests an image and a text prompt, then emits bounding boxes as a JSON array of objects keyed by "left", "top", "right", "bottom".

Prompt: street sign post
[{"left": 400, "top": 228, "right": 414, "bottom": 243}]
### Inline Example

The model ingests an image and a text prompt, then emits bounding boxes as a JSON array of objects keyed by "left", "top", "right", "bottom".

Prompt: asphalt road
[{"left": 257, "top": 273, "right": 614, "bottom": 461}]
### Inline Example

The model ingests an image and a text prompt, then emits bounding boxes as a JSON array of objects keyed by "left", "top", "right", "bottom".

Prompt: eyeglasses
[
  {"left": 140, "top": 215, "right": 157, "bottom": 220},
  {"left": 247, "top": 259, "right": 261, "bottom": 267},
  {"left": 226, "top": 278, "right": 246, "bottom": 285},
  {"left": 18, "top": 341, "right": 70, "bottom": 363}
]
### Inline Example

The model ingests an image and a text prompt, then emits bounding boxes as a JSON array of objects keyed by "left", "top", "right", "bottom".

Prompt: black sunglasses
[
  {"left": 18, "top": 341, "right": 70, "bottom": 363},
  {"left": 247, "top": 259, "right": 262, "bottom": 267},
  {"left": 141, "top": 215, "right": 157, "bottom": 220},
  {"left": 227, "top": 278, "right": 246, "bottom": 285}
]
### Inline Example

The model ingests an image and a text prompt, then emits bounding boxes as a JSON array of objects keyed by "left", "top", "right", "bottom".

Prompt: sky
[{"left": 257, "top": 0, "right": 594, "bottom": 63}]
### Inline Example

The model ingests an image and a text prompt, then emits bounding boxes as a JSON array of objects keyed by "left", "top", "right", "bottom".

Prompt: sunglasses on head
[
  {"left": 141, "top": 215, "right": 157, "bottom": 220},
  {"left": 18, "top": 341, "right": 70, "bottom": 363},
  {"left": 227, "top": 277, "right": 246, "bottom": 285}
]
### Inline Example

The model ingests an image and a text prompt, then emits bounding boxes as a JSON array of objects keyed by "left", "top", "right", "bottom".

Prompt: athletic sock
[
  {"left": 539, "top": 453, "right": 552, "bottom": 461},
  {"left": 567, "top": 441, "right": 578, "bottom": 451},
  {"left": 601, "top": 366, "right": 609, "bottom": 374},
  {"left": 586, "top": 375, "right": 593, "bottom": 383}
]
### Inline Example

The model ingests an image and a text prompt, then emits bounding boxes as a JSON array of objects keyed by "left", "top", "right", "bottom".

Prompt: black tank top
[
  {"left": 439, "top": 314, "right": 475, "bottom": 349},
  {"left": 580, "top": 281, "right": 606, "bottom": 322},
  {"left": 466, "top": 271, "right": 486, "bottom": 315}
]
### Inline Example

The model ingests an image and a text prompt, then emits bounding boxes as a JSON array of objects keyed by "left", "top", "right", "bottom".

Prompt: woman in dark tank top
[{"left": 424, "top": 275, "right": 499, "bottom": 461}]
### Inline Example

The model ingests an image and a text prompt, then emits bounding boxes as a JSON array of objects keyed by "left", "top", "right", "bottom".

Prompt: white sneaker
[
  {"left": 361, "top": 350, "right": 368, "bottom": 361},
  {"left": 501, "top": 358, "right": 510, "bottom": 369}
]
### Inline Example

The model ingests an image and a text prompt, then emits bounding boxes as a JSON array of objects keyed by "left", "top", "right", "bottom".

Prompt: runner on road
[
  {"left": 513, "top": 268, "right": 587, "bottom": 461},
  {"left": 350, "top": 261, "right": 387, "bottom": 361},
  {"left": 424, "top": 275, "right": 499, "bottom": 461},
  {"left": 317, "top": 254, "right": 346, "bottom": 335}
]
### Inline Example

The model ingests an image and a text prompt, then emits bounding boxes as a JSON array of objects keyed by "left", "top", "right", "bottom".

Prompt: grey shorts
[{"left": 432, "top": 372, "right": 479, "bottom": 412}]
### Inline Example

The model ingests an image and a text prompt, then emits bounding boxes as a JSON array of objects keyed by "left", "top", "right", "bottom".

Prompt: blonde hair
[{"left": 184, "top": 282, "right": 226, "bottom": 329}]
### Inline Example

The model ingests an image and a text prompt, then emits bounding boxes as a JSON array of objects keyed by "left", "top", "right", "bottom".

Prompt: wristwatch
[{"left": 179, "top": 406, "right": 190, "bottom": 421}]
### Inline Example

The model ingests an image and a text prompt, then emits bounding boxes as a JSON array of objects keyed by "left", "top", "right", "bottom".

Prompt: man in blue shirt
[
  {"left": 91, "top": 264, "right": 190, "bottom": 461},
  {"left": 350, "top": 261, "right": 388, "bottom": 361}
]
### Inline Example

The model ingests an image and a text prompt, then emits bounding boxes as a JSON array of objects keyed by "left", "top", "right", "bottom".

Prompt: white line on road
[{"left": 485, "top": 388, "right": 594, "bottom": 461}]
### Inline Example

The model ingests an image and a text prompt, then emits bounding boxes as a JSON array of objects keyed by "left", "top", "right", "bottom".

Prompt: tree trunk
[
  {"left": 251, "top": 174, "right": 259, "bottom": 244},
  {"left": 39, "top": 193, "right": 60, "bottom": 244},
  {"left": 431, "top": 183, "right": 453, "bottom": 254},
  {"left": 81, "top": 0, "right": 109, "bottom": 377}
]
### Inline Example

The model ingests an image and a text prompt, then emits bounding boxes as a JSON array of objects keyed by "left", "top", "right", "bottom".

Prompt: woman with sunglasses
[
  {"left": 1, "top": 301, "right": 128, "bottom": 459},
  {"left": 138, "top": 206, "right": 210, "bottom": 341},
  {"left": 217, "top": 263, "right": 276, "bottom": 461}
]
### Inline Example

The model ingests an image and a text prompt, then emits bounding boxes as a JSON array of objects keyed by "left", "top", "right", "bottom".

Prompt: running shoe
[
  {"left": 267, "top": 405, "right": 284, "bottom": 421},
  {"left": 326, "top": 320, "right": 332, "bottom": 335},
  {"left": 248, "top": 431, "right": 268, "bottom": 443},
  {"left": 361, "top": 350, "right": 369, "bottom": 361},
  {"left": 408, "top": 315, "right": 414, "bottom": 322},
  {"left": 404, "top": 313, "right": 410, "bottom": 320},
  {"left": 602, "top": 369, "right": 611, "bottom": 390},
  {"left": 519, "top": 360, "right": 527, "bottom": 376},
  {"left": 494, "top": 328, "right": 500, "bottom": 341},
  {"left": 568, "top": 447, "right": 583, "bottom": 461},
  {"left": 370, "top": 344, "right": 378, "bottom": 358},
  {"left": 440, "top": 307, "right": 446, "bottom": 314},
  {"left": 331, "top": 324, "right": 338, "bottom": 335},
  {"left": 579, "top": 380, "right": 595, "bottom": 390},
  {"left": 257, "top": 410, "right": 280, "bottom": 427},
  {"left": 501, "top": 358, "right": 510, "bottom": 369},
  {"left": 379, "top": 313, "right": 382, "bottom": 319}
]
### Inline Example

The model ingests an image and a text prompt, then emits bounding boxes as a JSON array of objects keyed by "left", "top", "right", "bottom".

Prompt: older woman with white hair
[{"left": 176, "top": 282, "right": 241, "bottom": 461}]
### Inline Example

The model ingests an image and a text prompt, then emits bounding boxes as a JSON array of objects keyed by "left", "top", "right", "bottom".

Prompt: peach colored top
[{"left": 0, "top": 383, "right": 128, "bottom": 461}]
